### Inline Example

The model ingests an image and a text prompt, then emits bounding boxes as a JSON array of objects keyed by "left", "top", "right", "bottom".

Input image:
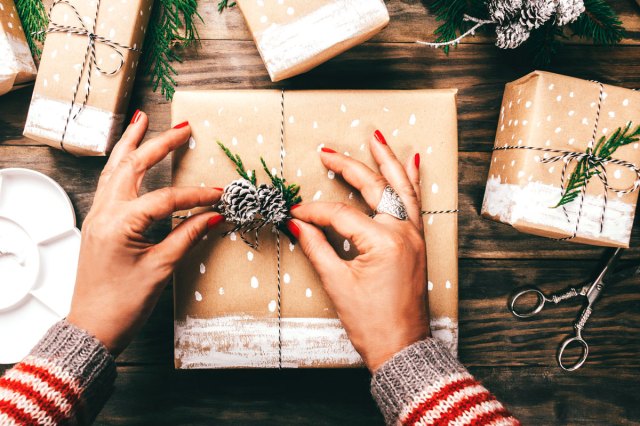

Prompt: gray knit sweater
[{"left": 0, "top": 321, "right": 518, "bottom": 425}]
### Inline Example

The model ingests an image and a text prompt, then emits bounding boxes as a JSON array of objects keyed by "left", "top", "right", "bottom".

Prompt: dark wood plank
[
  {"left": 4, "top": 43, "right": 640, "bottom": 153},
  {"left": 191, "top": 0, "right": 640, "bottom": 45},
  {"left": 90, "top": 365, "right": 640, "bottom": 425}
]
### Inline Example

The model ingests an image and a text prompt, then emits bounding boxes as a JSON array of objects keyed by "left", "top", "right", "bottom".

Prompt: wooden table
[{"left": 2, "top": 1, "right": 640, "bottom": 424}]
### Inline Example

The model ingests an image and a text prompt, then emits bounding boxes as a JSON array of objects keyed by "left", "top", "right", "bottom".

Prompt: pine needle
[
  {"left": 555, "top": 122, "right": 640, "bottom": 207},
  {"left": 218, "top": 141, "right": 256, "bottom": 185},
  {"left": 570, "top": 0, "right": 625, "bottom": 45},
  {"left": 217, "top": 0, "right": 236, "bottom": 13},
  {"left": 14, "top": 0, "right": 48, "bottom": 58}
]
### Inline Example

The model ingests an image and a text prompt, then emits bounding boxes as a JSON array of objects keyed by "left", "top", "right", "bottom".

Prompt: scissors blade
[{"left": 583, "top": 248, "right": 625, "bottom": 304}]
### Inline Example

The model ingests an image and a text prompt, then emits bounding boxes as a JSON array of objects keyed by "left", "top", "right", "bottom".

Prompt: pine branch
[
  {"left": 527, "top": 21, "right": 564, "bottom": 67},
  {"left": 218, "top": 141, "right": 256, "bottom": 185},
  {"left": 141, "top": 0, "right": 203, "bottom": 100},
  {"left": 569, "top": 0, "right": 625, "bottom": 45},
  {"left": 14, "top": 0, "right": 48, "bottom": 58},
  {"left": 555, "top": 122, "right": 640, "bottom": 207},
  {"left": 217, "top": 0, "right": 236, "bottom": 13}
]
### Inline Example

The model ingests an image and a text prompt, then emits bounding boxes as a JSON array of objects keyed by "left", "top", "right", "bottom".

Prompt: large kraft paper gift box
[
  {"left": 482, "top": 71, "right": 640, "bottom": 247},
  {"left": 23, "top": 0, "right": 153, "bottom": 156},
  {"left": 0, "top": 0, "right": 37, "bottom": 96},
  {"left": 236, "top": 0, "right": 389, "bottom": 82},
  {"left": 172, "top": 90, "right": 459, "bottom": 368}
]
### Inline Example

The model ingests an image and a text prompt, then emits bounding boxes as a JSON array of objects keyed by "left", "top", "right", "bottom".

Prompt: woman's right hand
[{"left": 289, "top": 130, "right": 429, "bottom": 373}]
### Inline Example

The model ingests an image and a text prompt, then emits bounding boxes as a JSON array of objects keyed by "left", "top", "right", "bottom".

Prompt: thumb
[
  {"left": 289, "top": 219, "right": 347, "bottom": 285},
  {"left": 154, "top": 213, "right": 225, "bottom": 268}
]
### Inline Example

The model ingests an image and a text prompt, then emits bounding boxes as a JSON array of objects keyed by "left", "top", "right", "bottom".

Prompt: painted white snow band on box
[
  {"left": 257, "top": 0, "right": 388, "bottom": 80},
  {"left": 175, "top": 315, "right": 459, "bottom": 368},
  {"left": 430, "top": 317, "right": 458, "bottom": 357},
  {"left": 0, "top": 31, "right": 36, "bottom": 95},
  {"left": 174, "top": 316, "right": 361, "bottom": 368},
  {"left": 482, "top": 176, "right": 634, "bottom": 244},
  {"left": 24, "top": 95, "right": 125, "bottom": 155}
]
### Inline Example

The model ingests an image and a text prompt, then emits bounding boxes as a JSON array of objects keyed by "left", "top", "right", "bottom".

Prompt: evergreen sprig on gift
[
  {"left": 14, "top": 0, "right": 47, "bottom": 57},
  {"left": 555, "top": 122, "right": 640, "bottom": 207},
  {"left": 217, "top": 141, "right": 257, "bottom": 186},
  {"left": 425, "top": 0, "right": 625, "bottom": 65},
  {"left": 15, "top": 0, "right": 236, "bottom": 100},
  {"left": 260, "top": 158, "right": 302, "bottom": 209}
]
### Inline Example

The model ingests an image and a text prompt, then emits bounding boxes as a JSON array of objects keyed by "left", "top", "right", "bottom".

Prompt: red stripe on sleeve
[
  {"left": 0, "top": 376, "right": 67, "bottom": 423},
  {"left": 433, "top": 392, "right": 496, "bottom": 426},
  {"left": 470, "top": 408, "right": 519, "bottom": 426},
  {"left": 404, "top": 377, "right": 477, "bottom": 426},
  {"left": 0, "top": 398, "right": 39, "bottom": 425},
  {"left": 15, "top": 363, "right": 80, "bottom": 406}
]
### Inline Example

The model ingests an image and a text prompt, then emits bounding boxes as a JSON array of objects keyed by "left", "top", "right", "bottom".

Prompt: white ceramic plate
[{"left": 0, "top": 168, "right": 80, "bottom": 364}]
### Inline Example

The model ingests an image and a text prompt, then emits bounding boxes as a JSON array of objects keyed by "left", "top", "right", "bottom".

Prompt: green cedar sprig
[
  {"left": 141, "top": 0, "right": 203, "bottom": 100},
  {"left": 261, "top": 158, "right": 302, "bottom": 208},
  {"left": 217, "top": 0, "right": 236, "bottom": 13},
  {"left": 555, "top": 122, "right": 640, "bottom": 207},
  {"left": 217, "top": 141, "right": 256, "bottom": 186},
  {"left": 14, "top": 0, "right": 47, "bottom": 57}
]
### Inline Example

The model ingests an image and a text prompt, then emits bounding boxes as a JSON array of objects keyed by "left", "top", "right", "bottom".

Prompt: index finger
[
  {"left": 291, "top": 202, "right": 386, "bottom": 253},
  {"left": 107, "top": 122, "right": 191, "bottom": 199}
]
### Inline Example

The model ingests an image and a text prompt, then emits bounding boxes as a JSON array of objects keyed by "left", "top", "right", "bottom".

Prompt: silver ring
[{"left": 375, "top": 185, "right": 409, "bottom": 221}]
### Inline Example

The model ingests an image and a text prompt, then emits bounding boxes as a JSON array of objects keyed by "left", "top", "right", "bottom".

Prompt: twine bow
[
  {"left": 41, "top": 0, "right": 140, "bottom": 152},
  {"left": 494, "top": 144, "right": 640, "bottom": 239}
]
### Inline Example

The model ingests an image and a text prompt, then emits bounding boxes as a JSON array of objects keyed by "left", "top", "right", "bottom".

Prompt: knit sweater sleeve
[
  {"left": 371, "top": 339, "right": 520, "bottom": 426},
  {"left": 0, "top": 320, "right": 116, "bottom": 425}
]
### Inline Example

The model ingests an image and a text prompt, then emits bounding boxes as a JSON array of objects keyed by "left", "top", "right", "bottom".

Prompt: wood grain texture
[{"left": 1, "top": 0, "right": 640, "bottom": 424}]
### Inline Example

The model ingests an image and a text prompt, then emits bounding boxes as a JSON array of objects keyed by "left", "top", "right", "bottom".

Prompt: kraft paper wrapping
[
  {"left": 482, "top": 71, "right": 640, "bottom": 247},
  {"left": 0, "top": 0, "right": 37, "bottom": 96},
  {"left": 237, "top": 0, "right": 389, "bottom": 82},
  {"left": 172, "top": 90, "right": 459, "bottom": 369},
  {"left": 23, "top": 0, "right": 153, "bottom": 156}
]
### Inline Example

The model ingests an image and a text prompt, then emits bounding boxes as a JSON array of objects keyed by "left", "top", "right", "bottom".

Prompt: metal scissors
[{"left": 508, "top": 248, "right": 640, "bottom": 372}]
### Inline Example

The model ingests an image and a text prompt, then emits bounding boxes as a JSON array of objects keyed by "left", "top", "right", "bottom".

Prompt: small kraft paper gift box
[
  {"left": 236, "top": 0, "right": 389, "bottom": 82},
  {"left": 23, "top": 0, "right": 153, "bottom": 156},
  {"left": 482, "top": 71, "right": 640, "bottom": 248},
  {"left": 0, "top": 0, "right": 37, "bottom": 96},
  {"left": 172, "top": 89, "right": 459, "bottom": 368}
]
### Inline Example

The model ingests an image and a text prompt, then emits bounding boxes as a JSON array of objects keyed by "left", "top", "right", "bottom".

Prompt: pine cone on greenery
[
  {"left": 555, "top": 0, "right": 585, "bottom": 26},
  {"left": 518, "top": 0, "right": 555, "bottom": 31},
  {"left": 486, "top": 0, "right": 523, "bottom": 24},
  {"left": 495, "top": 22, "right": 532, "bottom": 48},
  {"left": 257, "top": 184, "right": 288, "bottom": 225},
  {"left": 221, "top": 179, "right": 260, "bottom": 225}
]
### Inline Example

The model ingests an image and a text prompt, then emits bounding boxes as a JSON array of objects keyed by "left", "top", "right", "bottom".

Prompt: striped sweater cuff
[
  {"left": 0, "top": 319, "right": 116, "bottom": 425},
  {"left": 371, "top": 339, "right": 519, "bottom": 426}
]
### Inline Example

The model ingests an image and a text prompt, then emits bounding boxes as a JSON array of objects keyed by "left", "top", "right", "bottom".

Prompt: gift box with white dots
[
  {"left": 482, "top": 71, "right": 640, "bottom": 247},
  {"left": 236, "top": 0, "right": 389, "bottom": 82},
  {"left": 171, "top": 89, "right": 459, "bottom": 368},
  {"left": 0, "top": 0, "right": 37, "bottom": 96},
  {"left": 22, "top": 0, "right": 153, "bottom": 156}
]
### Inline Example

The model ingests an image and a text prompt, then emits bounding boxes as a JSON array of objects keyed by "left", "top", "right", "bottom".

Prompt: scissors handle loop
[
  {"left": 508, "top": 288, "right": 549, "bottom": 318},
  {"left": 557, "top": 336, "right": 589, "bottom": 371}
]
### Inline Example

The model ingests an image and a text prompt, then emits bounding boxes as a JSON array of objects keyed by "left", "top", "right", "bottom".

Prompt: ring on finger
[{"left": 374, "top": 185, "right": 409, "bottom": 221}]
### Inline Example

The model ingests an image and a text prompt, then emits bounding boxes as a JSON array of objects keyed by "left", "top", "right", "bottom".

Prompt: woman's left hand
[{"left": 67, "top": 112, "right": 225, "bottom": 356}]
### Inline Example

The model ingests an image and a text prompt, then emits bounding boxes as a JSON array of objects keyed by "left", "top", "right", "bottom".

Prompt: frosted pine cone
[
  {"left": 555, "top": 0, "right": 585, "bottom": 26},
  {"left": 495, "top": 21, "right": 531, "bottom": 48},
  {"left": 519, "top": 0, "right": 555, "bottom": 31},
  {"left": 257, "top": 184, "right": 288, "bottom": 225},
  {"left": 487, "top": 0, "right": 523, "bottom": 24},
  {"left": 220, "top": 179, "right": 260, "bottom": 224}
]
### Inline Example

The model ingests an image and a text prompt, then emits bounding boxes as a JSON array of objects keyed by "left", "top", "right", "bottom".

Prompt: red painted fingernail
[
  {"left": 414, "top": 153, "right": 420, "bottom": 168},
  {"left": 286, "top": 220, "right": 300, "bottom": 239},
  {"left": 213, "top": 187, "right": 224, "bottom": 191},
  {"left": 374, "top": 130, "right": 387, "bottom": 145},
  {"left": 321, "top": 147, "right": 336, "bottom": 154},
  {"left": 207, "top": 215, "right": 225, "bottom": 229},
  {"left": 130, "top": 109, "right": 141, "bottom": 124},
  {"left": 290, "top": 203, "right": 301, "bottom": 211},
  {"left": 173, "top": 121, "right": 189, "bottom": 129}
]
